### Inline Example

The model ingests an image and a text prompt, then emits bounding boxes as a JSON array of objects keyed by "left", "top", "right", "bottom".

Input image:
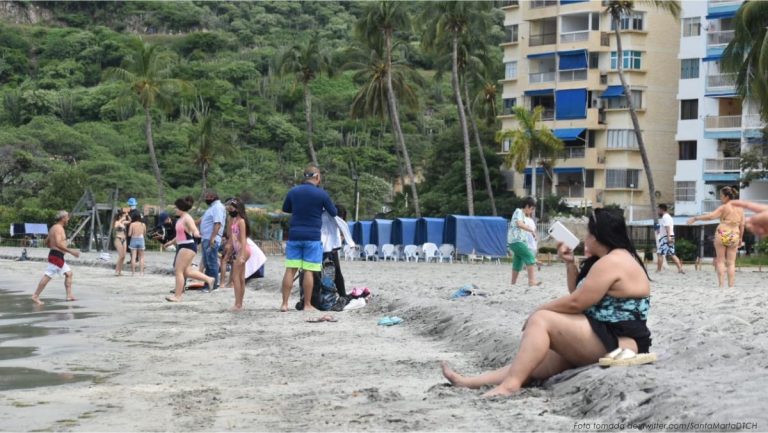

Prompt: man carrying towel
[
  {"left": 32, "top": 210, "right": 80, "bottom": 305},
  {"left": 280, "top": 164, "right": 337, "bottom": 312}
]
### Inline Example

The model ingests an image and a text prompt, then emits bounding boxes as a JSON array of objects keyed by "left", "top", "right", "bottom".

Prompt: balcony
[
  {"left": 705, "top": 115, "right": 741, "bottom": 129},
  {"left": 530, "top": 33, "right": 557, "bottom": 47},
  {"left": 556, "top": 184, "right": 585, "bottom": 198},
  {"left": 559, "top": 69, "right": 588, "bottom": 82},
  {"left": 706, "top": 73, "right": 736, "bottom": 90},
  {"left": 564, "top": 147, "right": 586, "bottom": 159},
  {"left": 530, "top": 0, "right": 557, "bottom": 8},
  {"left": 704, "top": 157, "right": 740, "bottom": 173},
  {"left": 539, "top": 108, "right": 556, "bottom": 121},
  {"left": 529, "top": 71, "right": 556, "bottom": 84},
  {"left": 500, "top": 0, "right": 519, "bottom": 7},
  {"left": 707, "top": 30, "right": 735, "bottom": 47},
  {"left": 560, "top": 31, "right": 590, "bottom": 43}
]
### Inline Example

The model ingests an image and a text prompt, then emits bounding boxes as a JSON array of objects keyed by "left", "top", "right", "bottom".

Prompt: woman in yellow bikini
[{"left": 687, "top": 186, "right": 745, "bottom": 288}]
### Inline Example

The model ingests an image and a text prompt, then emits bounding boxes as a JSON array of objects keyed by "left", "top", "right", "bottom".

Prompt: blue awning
[
  {"left": 706, "top": 11, "right": 736, "bottom": 20},
  {"left": 524, "top": 167, "right": 546, "bottom": 175},
  {"left": 600, "top": 85, "right": 625, "bottom": 98},
  {"left": 524, "top": 88, "right": 554, "bottom": 96},
  {"left": 527, "top": 51, "right": 556, "bottom": 59},
  {"left": 553, "top": 128, "right": 586, "bottom": 141},
  {"left": 559, "top": 49, "right": 587, "bottom": 71},
  {"left": 560, "top": 0, "right": 588, "bottom": 4},
  {"left": 555, "top": 88, "right": 587, "bottom": 120},
  {"left": 702, "top": 54, "right": 722, "bottom": 62},
  {"left": 554, "top": 167, "right": 584, "bottom": 174}
]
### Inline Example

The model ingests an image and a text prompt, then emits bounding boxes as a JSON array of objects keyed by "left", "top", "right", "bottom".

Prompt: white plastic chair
[
  {"left": 363, "top": 244, "right": 379, "bottom": 261},
  {"left": 343, "top": 244, "right": 359, "bottom": 261},
  {"left": 382, "top": 244, "right": 397, "bottom": 261},
  {"left": 403, "top": 245, "right": 418, "bottom": 262},
  {"left": 423, "top": 242, "right": 439, "bottom": 263},
  {"left": 438, "top": 244, "right": 454, "bottom": 263}
]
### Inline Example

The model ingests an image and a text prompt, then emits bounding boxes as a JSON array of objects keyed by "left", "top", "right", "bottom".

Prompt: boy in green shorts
[{"left": 508, "top": 197, "right": 540, "bottom": 286}]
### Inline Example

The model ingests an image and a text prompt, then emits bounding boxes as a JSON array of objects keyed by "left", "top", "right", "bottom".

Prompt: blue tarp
[
  {"left": 600, "top": 85, "right": 625, "bottom": 98},
  {"left": 371, "top": 219, "right": 393, "bottom": 253},
  {"left": 347, "top": 221, "right": 357, "bottom": 243},
  {"left": 415, "top": 217, "right": 445, "bottom": 245},
  {"left": 392, "top": 218, "right": 418, "bottom": 245},
  {"left": 444, "top": 215, "right": 508, "bottom": 257},
  {"left": 353, "top": 220, "right": 372, "bottom": 246},
  {"left": 553, "top": 127, "right": 585, "bottom": 141},
  {"left": 524, "top": 88, "right": 554, "bottom": 96},
  {"left": 556, "top": 88, "right": 587, "bottom": 120},
  {"left": 558, "top": 50, "right": 587, "bottom": 70}
]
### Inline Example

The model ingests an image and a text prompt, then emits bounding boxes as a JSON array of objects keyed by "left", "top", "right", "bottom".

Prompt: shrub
[
  {"left": 754, "top": 238, "right": 768, "bottom": 255},
  {"left": 674, "top": 237, "right": 697, "bottom": 262}
]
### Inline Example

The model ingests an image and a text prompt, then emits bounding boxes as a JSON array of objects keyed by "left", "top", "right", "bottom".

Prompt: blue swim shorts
[{"left": 285, "top": 240, "right": 322, "bottom": 272}]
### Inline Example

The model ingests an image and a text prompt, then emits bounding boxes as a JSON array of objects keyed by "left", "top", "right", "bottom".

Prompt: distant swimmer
[{"left": 32, "top": 210, "right": 81, "bottom": 305}]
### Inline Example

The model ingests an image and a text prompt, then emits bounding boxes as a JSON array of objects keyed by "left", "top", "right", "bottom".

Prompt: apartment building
[
  {"left": 674, "top": 0, "right": 768, "bottom": 216},
  {"left": 498, "top": 0, "right": 679, "bottom": 220}
]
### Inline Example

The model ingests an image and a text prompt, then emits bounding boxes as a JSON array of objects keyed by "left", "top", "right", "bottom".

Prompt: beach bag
[{"left": 296, "top": 258, "right": 337, "bottom": 311}]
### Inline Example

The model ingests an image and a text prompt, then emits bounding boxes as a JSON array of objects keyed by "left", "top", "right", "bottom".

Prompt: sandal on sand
[
  {"left": 306, "top": 315, "right": 337, "bottom": 323},
  {"left": 598, "top": 348, "right": 657, "bottom": 367}
]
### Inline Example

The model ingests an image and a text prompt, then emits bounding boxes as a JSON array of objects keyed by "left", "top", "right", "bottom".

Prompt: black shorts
[
  {"left": 586, "top": 316, "right": 652, "bottom": 354},
  {"left": 177, "top": 242, "right": 197, "bottom": 254}
]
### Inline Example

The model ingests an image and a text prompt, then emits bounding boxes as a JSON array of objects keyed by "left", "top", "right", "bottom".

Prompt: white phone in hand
[{"left": 548, "top": 221, "right": 580, "bottom": 250}]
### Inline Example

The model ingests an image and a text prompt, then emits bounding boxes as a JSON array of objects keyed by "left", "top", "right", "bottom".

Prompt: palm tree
[
  {"left": 355, "top": 1, "right": 422, "bottom": 216},
  {"left": 186, "top": 98, "right": 236, "bottom": 196},
  {"left": 421, "top": 1, "right": 493, "bottom": 216},
  {"left": 277, "top": 36, "right": 333, "bottom": 166},
  {"left": 103, "top": 41, "right": 191, "bottom": 207},
  {"left": 496, "top": 106, "right": 564, "bottom": 203},
  {"left": 604, "top": 0, "right": 680, "bottom": 226}
]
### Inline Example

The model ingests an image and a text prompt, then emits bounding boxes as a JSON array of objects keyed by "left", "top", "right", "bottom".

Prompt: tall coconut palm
[
  {"left": 496, "top": 106, "right": 564, "bottom": 202},
  {"left": 103, "top": 41, "right": 191, "bottom": 207},
  {"left": 277, "top": 36, "right": 333, "bottom": 167},
  {"left": 604, "top": 0, "right": 680, "bottom": 226},
  {"left": 421, "top": 1, "right": 493, "bottom": 216},
  {"left": 355, "top": 1, "right": 422, "bottom": 216},
  {"left": 186, "top": 99, "right": 236, "bottom": 196}
]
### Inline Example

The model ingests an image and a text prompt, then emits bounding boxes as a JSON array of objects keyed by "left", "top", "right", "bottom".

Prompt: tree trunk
[
  {"left": 464, "top": 79, "right": 497, "bottom": 216},
  {"left": 304, "top": 83, "right": 319, "bottom": 166},
  {"left": 452, "top": 35, "right": 475, "bottom": 216},
  {"left": 144, "top": 107, "right": 165, "bottom": 207},
  {"left": 384, "top": 31, "right": 421, "bottom": 217},
  {"left": 614, "top": 17, "right": 658, "bottom": 226},
  {"left": 202, "top": 161, "right": 208, "bottom": 196}
]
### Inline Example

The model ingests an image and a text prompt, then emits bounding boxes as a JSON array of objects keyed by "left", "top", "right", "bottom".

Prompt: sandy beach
[{"left": 0, "top": 247, "right": 766, "bottom": 432}]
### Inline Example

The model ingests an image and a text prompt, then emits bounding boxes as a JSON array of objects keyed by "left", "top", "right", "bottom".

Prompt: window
[
  {"left": 675, "top": 181, "right": 696, "bottom": 202},
  {"left": 506, "top": 25, "right": 519, "bottom": 43},
  {"left": 606, "top": 129, "right": 639, "bottom": 149},
  {"left": 585, "top": 169, "right": 595, "bottom": 188},
  {"left": 680, "top": 99, "right": 698, "bottom": 120},
  {"left": 678, "top": 141, "right": 697, "bottom": 160},
  {"left": 587, "top": 130, "right": 596, "bottom": 148},
  {"left": 589, "top": 52, "right": 599, "bottom": 69},
  {"left": 606, "top": 169, "right": 640, "bottom": 189},
  {"left": 682, "top": 17, "right": 700, "bottom": 37},
  {"left": 681, "top": 59, "right": 699, "bottom": 79},
  {"left": 610, "top": 51, "right": 643, "bottom": 70},
  {"left": 505, "top": 61, "right": 518, "bottom": 79},
  {"left": 610, "top": 12, "right": 644, "bottom": 31},
  {"left": 604, "top": 90, "right": 642, "bottom": 109},
  {"left": 503, "top": 98, "right": 517, "bottom": 115},
  {"left": 591, "top": 12, "right": 600, "bottom": 31}
]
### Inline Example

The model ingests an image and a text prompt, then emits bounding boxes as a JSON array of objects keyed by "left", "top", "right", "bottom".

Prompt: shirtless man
[{"left": 32, "top": 210, "right": 80, "bottom": 305}]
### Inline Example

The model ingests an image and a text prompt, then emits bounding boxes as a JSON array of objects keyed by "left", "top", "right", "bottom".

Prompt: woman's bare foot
[
  {"left": 66, "top": 297, "right": 77, "bottom": 302},
  {"left": 165, "top": 296, "right": 182, "bottom": 303},
  {"left": 31, "top": 295, "right": 44, "bottom": 305},
  {"left": 303, "top": 305, "right": 317, "bottom": 312},
  {"left": 229, "top": 305, "right": 243, "bottom": 312},
  {"left": 441, "top": 361, "right": 466, "bottom": 387},
  {"left": 280, "top": 304, "right": 289, "bottom": 312},
  {"left": 481, "top": 385, "right": 518, "bottom": 398}
]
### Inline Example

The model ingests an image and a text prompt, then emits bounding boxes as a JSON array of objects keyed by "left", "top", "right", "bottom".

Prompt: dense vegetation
[{"left": 0, "top": 0, "right": 528, "bottom": 234}]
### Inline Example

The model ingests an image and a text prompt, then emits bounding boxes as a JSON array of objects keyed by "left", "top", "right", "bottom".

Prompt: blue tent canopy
[
  {"left": 558, "top": 50, "right": 587, "bottom": 71},
  {"left": 392, "top": 218, "right": 418, "bottom": 245},
  {"left": 415, "top": 217, "right": 445, "bottom": 245},
  {"left": 556, "top": 88, "right": 587, "bottom": 120},
  {"left": 353, "top": 220, "right": 373, "bottom": 246},
  {"left": 347, "top": 221, "right": 357, "bottom": 243},
  {"left": 371, "top": 219, "right": 393, "bottom": 253},
  {"left": 553, "top": 128, "right": 586, "bottom": 141},
  {"left": 600, "top": 85, "right": 625, "bottom": 98},
  {"left": 444, "top": 215, "right": 508, "bottom": 257}
]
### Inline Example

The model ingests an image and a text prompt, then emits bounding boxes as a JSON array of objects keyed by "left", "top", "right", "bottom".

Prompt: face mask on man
[
  {"left": 228, "top": 210, "right": 238, "bottom": 218},
  {"left": 205, "top": 198, "right": 215, "bottom": 205}
]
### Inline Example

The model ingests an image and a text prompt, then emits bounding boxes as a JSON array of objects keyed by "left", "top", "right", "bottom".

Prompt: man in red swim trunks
[{"left": 32, "top": 210, "right": 80, "bottom": 305}]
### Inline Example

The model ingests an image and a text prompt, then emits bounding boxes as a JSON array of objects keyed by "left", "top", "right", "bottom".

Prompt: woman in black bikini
[
  {"left": 441, "top": 208, "right": 653, "bottom": 397},
  {"left": 113, "top": 211, "right": 130, "bottom": 276}
]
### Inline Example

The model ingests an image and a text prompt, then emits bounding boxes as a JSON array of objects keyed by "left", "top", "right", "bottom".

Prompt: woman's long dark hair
[
  {"left": 229, "top": 198, "right": 250, "bottom": 238},
  {"left": 577, "top": 208, "right": 649, "bottom": 283}
]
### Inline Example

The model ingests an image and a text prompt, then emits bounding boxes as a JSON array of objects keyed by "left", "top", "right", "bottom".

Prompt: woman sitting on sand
[
  {"left": 687, "top": 186, "right": 745, "bottom": 288},
  {"left": 442, "top": 208, "right": 653, "bottom": 397},
  {"left": 164, "top": 196, "right": 215, "bottom": 302}
]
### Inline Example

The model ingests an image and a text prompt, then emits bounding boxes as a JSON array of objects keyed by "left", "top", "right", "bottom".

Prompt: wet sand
[{"left": 0, "top": 247, "right": 766, "bottom": 431}]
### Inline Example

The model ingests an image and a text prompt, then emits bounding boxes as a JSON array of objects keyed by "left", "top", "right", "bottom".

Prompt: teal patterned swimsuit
[{"left": 585, "top": 295, "right": 650, "bottom": 323}]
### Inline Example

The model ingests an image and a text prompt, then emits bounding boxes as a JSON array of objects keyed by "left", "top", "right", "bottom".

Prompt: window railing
[
  {"left": 606, "top": 141, "right": 639, "bottom": 151},
  {"left": 707, "top": 30, "right": 735, "bottom": 46},
  {"left": 501, "top": 0, "right": 519, "bottom": 7},
  {"left": 529, "top": 71, "right": 556, "bottom": 83},
  {"left": 559, "top": 69, "right": 588, "bottom": 82},
  {"left": 705, "top": 115, "right": 742, "bottom": 129},
  {"left": 556, "top": 184, "right": 585, "bottom": 198},
  {"left": 530, "top": 0, "right": 557, "bottom": 8},
  {"left": 540, "top": 108, "right": 555, "bottom": 120},
  {"left": 706, "top": 73, "right": 737, "bottom": 88},
  {"left": 529, "top": 33, "right": 557, "bottom": 46},
  {"left": 564, "top": 147, "right": 586, "bottom": 158},
  {"left": 704, "top": 157, "right": 740, "bottom": 173},
  {"left": 560, "top": 31, "right": 590, "bottom": 43}
]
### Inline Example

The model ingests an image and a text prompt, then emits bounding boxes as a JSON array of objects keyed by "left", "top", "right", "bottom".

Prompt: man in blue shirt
[
  {"left": 281, "top": 165, "right": 337, "bottom": 311},
  {"left": 200, "top": 189, "right": 226, "bottom": 291}
]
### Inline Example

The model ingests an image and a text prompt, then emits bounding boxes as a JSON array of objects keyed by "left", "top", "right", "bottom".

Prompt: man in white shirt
[{"left": 656, "top": 204, "right": 684, "bottom": 273}]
